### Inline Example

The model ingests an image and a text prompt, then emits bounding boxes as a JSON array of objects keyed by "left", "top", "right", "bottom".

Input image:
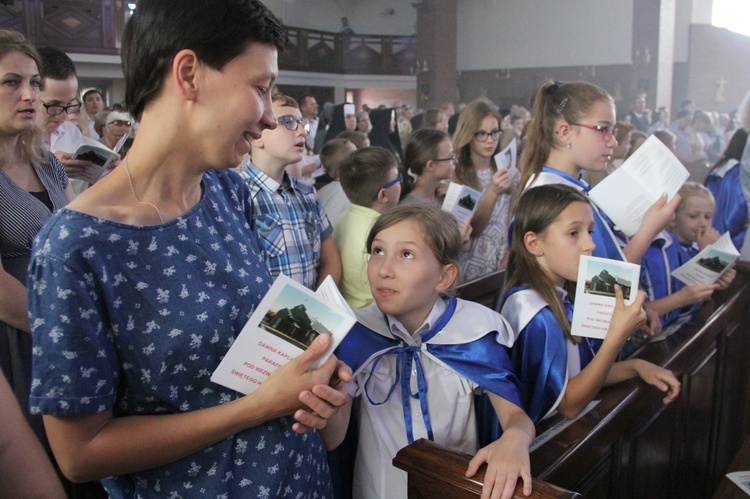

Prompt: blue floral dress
[{"left": 28, "top": 169, "right": 333, "bottom": 498}]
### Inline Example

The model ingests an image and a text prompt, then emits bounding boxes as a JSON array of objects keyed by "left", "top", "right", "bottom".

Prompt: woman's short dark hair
[{"left": 122, "top": 0, "right": 288, "bottom": 121}]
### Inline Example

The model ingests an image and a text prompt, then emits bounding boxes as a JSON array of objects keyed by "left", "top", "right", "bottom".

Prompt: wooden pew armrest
[{"left": 393, "top": 439, "right": 581, "bottom": 498}]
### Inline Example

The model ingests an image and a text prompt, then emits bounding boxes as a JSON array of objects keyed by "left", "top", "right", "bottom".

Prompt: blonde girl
[{"left": 641, "top": 182, "right": 736, "bottom": 326}]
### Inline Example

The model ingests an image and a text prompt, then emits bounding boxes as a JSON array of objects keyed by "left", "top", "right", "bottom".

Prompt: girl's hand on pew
[{"left": 634, "top": 359, "right": 681, "bottom": 404}]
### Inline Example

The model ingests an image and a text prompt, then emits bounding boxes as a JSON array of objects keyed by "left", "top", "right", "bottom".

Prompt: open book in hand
[
  {"left": 211, "top": 274, "right": 355, "bottom": 395},
  {"left": 671, "top": 232, "right": 739, "bottom": 286},
  {"left": 571, "top": 256, "right": 641, "bottom": 339},
  {"left": 588, "top": 135, "right": 690, "bottom": 237},
  {"left": 71, "top": 136, "right": 118, "bottom": 183},
  {"left": 441, "top": 182, "right": 481, "bottom": 227}
]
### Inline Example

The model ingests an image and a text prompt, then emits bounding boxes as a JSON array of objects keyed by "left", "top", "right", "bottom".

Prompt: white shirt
[
  {"left": 50, "top": 121, "right": 88, "bottom": 197},
  {"left": 305, "top": 116, "right": 320, "bottom": 151},
  {"left": 50, "top": 120, "right": 83, "bottom": 153},
  {"left": 349, "top": 299, "right": 481, "bottom": 499},
  {"left": 85, "top": 113, "right": 99, "bottom": 139}
]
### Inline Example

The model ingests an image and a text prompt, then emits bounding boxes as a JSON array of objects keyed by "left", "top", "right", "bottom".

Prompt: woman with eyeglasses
[
  {"left": 519, "top": 80, "right": 679, "bottom": 265},
  {"left": 452, "top": 98, "right": 518, "bottom": 282},
  {"left": 0, "top": 30, "right": 75, "bottom": 449}
]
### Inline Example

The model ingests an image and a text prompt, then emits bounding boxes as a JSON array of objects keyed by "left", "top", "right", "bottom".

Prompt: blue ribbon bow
[{"left": 362, "top": 298, "right": 457, "bottom": 444}]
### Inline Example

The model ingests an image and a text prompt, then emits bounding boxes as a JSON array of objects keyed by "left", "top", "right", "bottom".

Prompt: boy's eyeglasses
[
  {"left": 473, "top": 129, "right": 502, "bottom": 142},
  {"left": 374, "top": 174, "right": 403, "bottom": 199},
  {"left": 40, "top": 100, "right": 82, "bottom": 116},
  {"left": 434, "top": 154, "right": 457, "bottom": 165},
  {"left": 568, "top": 122, "right": 618, "bottom": 142},
  {"left": 277, "top": 115, "right": 311, "bottom": 134}
]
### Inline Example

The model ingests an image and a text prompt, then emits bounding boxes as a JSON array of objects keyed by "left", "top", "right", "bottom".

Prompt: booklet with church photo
[
  {"left": 72, "top": 136, "right": 118, "bottom": 184},
  {"left": 671, "top": 232, "right": 739, "bottom": 286},
  {"left": 571, "top": 256, "right": 641, "bottom": 339},
  {"left": 441, "top": 182, "right": 481, "bottom": 227},
  {"left": 588, "top": 135, "right": 689, "bottom": 237},
  {"left": 211, "top": 274, "right": 356, "bottom": 395}
]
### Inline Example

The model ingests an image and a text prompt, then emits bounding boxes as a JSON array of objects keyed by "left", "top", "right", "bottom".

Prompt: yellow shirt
[{"left": 333, "top": 204, "right": 380, "bottom": 309}]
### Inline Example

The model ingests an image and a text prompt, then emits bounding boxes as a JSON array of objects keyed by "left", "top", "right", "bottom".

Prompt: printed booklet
[
  {"left": 588, "top": 135, "right": 689, "bottom": 237},
  {"left": 72, "top": 136, "right": 117, "bottom": 184},
  {"left": 441, "top": 182, "right": 481, "bottom": 227},
  {"left": 211, "top": 274, "right": 355, "bottom": 395},
  {"left": 494, "top": 138, "right": 517, "bottom": 170},
  {"left": 725, "top": 470, "right": 750, "bottom": 495},
  {"left": 671, "top": 232, "right": 739, "bottom": 286},
  {"left": 571, "top": 255, "right": 641, "bottom": 339}
]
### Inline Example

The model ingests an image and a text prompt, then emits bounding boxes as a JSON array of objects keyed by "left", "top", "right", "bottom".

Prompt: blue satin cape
[
  {"left": 640, "top": 230, "right": 700, "bottom": 326},
  {"left": 706, "top": 162, "right": 747, "bottom": 249},
  {"left": 336, "top": 297, "right": 522, "bottom": 447},
  {"left": 533, "top": 168, "right": 627, "bottom": 261},
  {"left": 499, "top": 286, "right": 601, "bottom": 427}
]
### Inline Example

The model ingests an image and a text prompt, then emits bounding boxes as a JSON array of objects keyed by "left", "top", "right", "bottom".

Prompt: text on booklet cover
[
  {"left": 571, "top": 256, "right": 641, "bottom": 339},
  {"left": 211, "top": 274, "right": 355, "bottom": 395}
]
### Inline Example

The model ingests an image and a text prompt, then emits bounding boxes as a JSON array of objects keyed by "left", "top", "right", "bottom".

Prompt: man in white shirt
[
  {"left": 299, "top": 94, "right": 321, "bottom": 153},
  {"left": 36, "top": 47, "right": 95, "bottom": 197},
  {"left": 82, "top": 88, "right": 105, "bottom": 139}
]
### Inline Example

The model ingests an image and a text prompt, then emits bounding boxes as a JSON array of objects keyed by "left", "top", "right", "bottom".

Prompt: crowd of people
[{"left": 2, "top": 0, "right": 750, "bottom": 498}]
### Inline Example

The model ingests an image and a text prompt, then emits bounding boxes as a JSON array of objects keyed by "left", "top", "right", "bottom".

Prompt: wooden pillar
[{"left": 414, "top": 0, "right": 457, "bottom": 109}]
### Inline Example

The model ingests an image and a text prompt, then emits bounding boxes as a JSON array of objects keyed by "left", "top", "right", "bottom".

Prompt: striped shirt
[
  {"left": 241, "top": 164, "right": 332, "bottom": 290},
  {"left": 0, "top": 154, "right": 68, "bottom": 281}
]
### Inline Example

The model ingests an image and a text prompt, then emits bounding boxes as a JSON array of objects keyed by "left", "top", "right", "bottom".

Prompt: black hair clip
[{"left": 547, "top": 82, "right": 560, "bottom": 94}]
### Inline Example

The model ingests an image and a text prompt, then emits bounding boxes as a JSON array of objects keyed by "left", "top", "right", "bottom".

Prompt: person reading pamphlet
[
  {"left": 519, "top": 80, "right": 680, "bottom": 266},
  {"left": 26, "top": 1, "right": 350, "bottom": 497},
  {"left": 452, "top": 99, "right": 517, "bottom": 281},
  {"left": 501, "top": 185, "right": 680, "bottom": 425},
  {"left": 399, "top": 128, "right": 474, "bottom": 246},
  {"left": 641, "top": 182, "right": 737, "bottom": 327}
]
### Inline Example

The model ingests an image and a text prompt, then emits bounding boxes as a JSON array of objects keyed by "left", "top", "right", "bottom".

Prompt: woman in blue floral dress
[{"left": 27, "top": 1, "right": 351, "bottom": 497}]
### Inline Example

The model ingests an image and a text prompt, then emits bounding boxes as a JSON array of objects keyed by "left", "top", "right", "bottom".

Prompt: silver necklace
[{"left": 124, "top": 159, "right": 165, "bottom": 224}]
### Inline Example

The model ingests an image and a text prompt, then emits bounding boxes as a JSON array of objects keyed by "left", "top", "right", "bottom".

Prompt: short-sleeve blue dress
[{"left": 28, "top": 169, "right": 333, "bottom": 498}]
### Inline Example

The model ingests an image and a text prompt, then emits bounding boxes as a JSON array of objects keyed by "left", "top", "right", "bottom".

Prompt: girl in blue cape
[
  {"left": 502, "top": 184, "right": 680, "bottom": 423},
  {"left": 334, "top": 203, "right": 534, "bottom": 499},
  {"left": 641, "top": 182, "right": 736, "bottom": 326},
  {"left": 517, "top": 80, "right": 680, "bottom": 266}
]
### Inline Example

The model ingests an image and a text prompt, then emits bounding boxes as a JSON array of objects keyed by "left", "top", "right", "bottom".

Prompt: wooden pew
[
  {"left": 394, "top": 262, "right": 750, "bottom": 498},
  {"left": 455, "top": 269, "right": 506, "bottom": 312},
  {"left": 393, "top": 439, "right": 581, "bottom": 498}
]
